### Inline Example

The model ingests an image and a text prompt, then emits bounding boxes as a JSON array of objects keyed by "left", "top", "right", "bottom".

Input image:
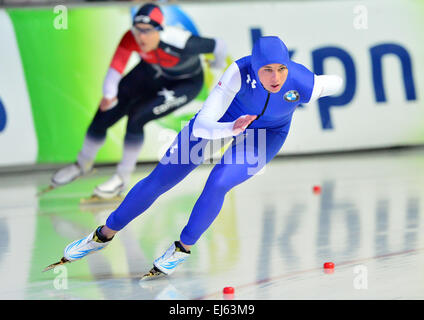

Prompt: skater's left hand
[
  {"left": 99, "top": 97, "right": 117, "bottom": 112},
  {"left": 232, "top": 115, "right": 257, "bottom": 135}
]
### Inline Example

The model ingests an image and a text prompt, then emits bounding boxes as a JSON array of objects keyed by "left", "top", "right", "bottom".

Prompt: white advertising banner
[
  {"left": 1, "top": 1, "right": 423, "bottom": 168},
  {"left": 181, "top": 0, "right": 424, "bottom": 154},
  {"left": 0, "top": 10, "right": 38, "bottom": 166}
]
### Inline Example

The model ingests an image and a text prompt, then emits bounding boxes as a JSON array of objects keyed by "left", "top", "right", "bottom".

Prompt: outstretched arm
[
  {"left": 193, "top": 62, "right": 255, "bottom": 139},
  {"left": 308, "top": 74, "right": 344, "bottom": 102},
  {"left": 101, "top": 30, "right": 139, "bottom": 111},
  {"left": 176, "top": 29, "right": 227, "bottom": 70},
  {"left": 185, "top": 36, "right": 227, "bottom": 69}
]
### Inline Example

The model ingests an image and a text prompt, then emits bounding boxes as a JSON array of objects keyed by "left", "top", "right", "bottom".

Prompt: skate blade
[
  {"left": 80, "top": 195, "right": 124, "bottom": 206},
  {"left": 43, "top": 257, "right": 70, "bottom": 272},
  {"left": 36, "top": 185, "right": 55, "bottom": 196},
  {"left": 37, "top": 169, "right": 97, "bottom": 197},
  {"left": 140, "top": 267, "right": 166, "bottom": 281}
]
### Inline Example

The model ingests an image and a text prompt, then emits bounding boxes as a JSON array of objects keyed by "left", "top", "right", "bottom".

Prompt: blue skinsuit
[{"left": 106, "top": 37, "right": 315, "bottom": 245}]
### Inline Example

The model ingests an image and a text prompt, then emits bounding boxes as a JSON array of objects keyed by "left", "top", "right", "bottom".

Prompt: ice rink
[{"left": 1, "top": 147, "right": 424, "bottom": 300}]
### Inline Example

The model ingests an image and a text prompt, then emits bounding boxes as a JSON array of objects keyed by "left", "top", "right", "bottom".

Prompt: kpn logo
[{"left": 0, "top": 98, "right": 6, "bottom": 132}]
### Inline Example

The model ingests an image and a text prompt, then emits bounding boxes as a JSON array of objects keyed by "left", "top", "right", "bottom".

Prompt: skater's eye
[{"left": 133, "top": 26, "right": 156, "bottom": 34}]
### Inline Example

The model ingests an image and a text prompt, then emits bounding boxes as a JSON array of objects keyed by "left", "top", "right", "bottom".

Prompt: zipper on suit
[{"left": 246, "top": 92, "right": 271, "bottom": 130}]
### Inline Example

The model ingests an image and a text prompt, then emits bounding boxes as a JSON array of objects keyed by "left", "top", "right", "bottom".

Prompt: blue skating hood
[{"left": 251, "top": 36, "right": 290, "bottom": 88}]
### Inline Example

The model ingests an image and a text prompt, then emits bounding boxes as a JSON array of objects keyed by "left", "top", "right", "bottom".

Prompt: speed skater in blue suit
[{"left": 47, "top": 36, "right": 343, "bottom": 278}]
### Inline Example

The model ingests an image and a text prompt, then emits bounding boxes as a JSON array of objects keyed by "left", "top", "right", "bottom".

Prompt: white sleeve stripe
[
  {"left": 309, "top": 75, "right": 322, "bottom": 102},
  {"left": 196, "top": 62, "right": 241, "bottom": 121},
  {"left": 198, "top": 85, "right": 235, "bottom": 117},
  {"left": 193, "top": 116, "right": 235, "bottom": 140},
  {"left": 192, "top": 65, "right": 242, "bottom": 139},
  {"left": 219, "top": 62, "right": 242, "bottom": 93},
  {"left": 102, "top": 67, "right": 122, "bottom": 99},
  {"left": 309, "top": 74, "right": 344, "bottom": 102},
  {"left": 159, "top": 26, "right": 191, "bottom": 49}
]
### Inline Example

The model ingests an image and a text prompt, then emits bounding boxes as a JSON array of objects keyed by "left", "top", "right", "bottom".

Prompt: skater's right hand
[
  {"left": 99, "top": 97, "right": 117, "bottom": 112},
  {"left": 232, "top": 115, "right": 257, "bottom": 135}
]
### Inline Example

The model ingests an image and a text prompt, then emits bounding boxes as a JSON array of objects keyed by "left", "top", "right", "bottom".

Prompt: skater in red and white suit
[{"left": 50, "top": 3, "right": 227, "bottom": 199}]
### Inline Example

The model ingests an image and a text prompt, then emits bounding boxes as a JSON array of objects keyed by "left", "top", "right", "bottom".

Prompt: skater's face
[
  {"left": 133, "top": 23, "right": 160, "bottom": 52},
  {"left": 258, "top": 63, "right": 288, "bottom": 93}
]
